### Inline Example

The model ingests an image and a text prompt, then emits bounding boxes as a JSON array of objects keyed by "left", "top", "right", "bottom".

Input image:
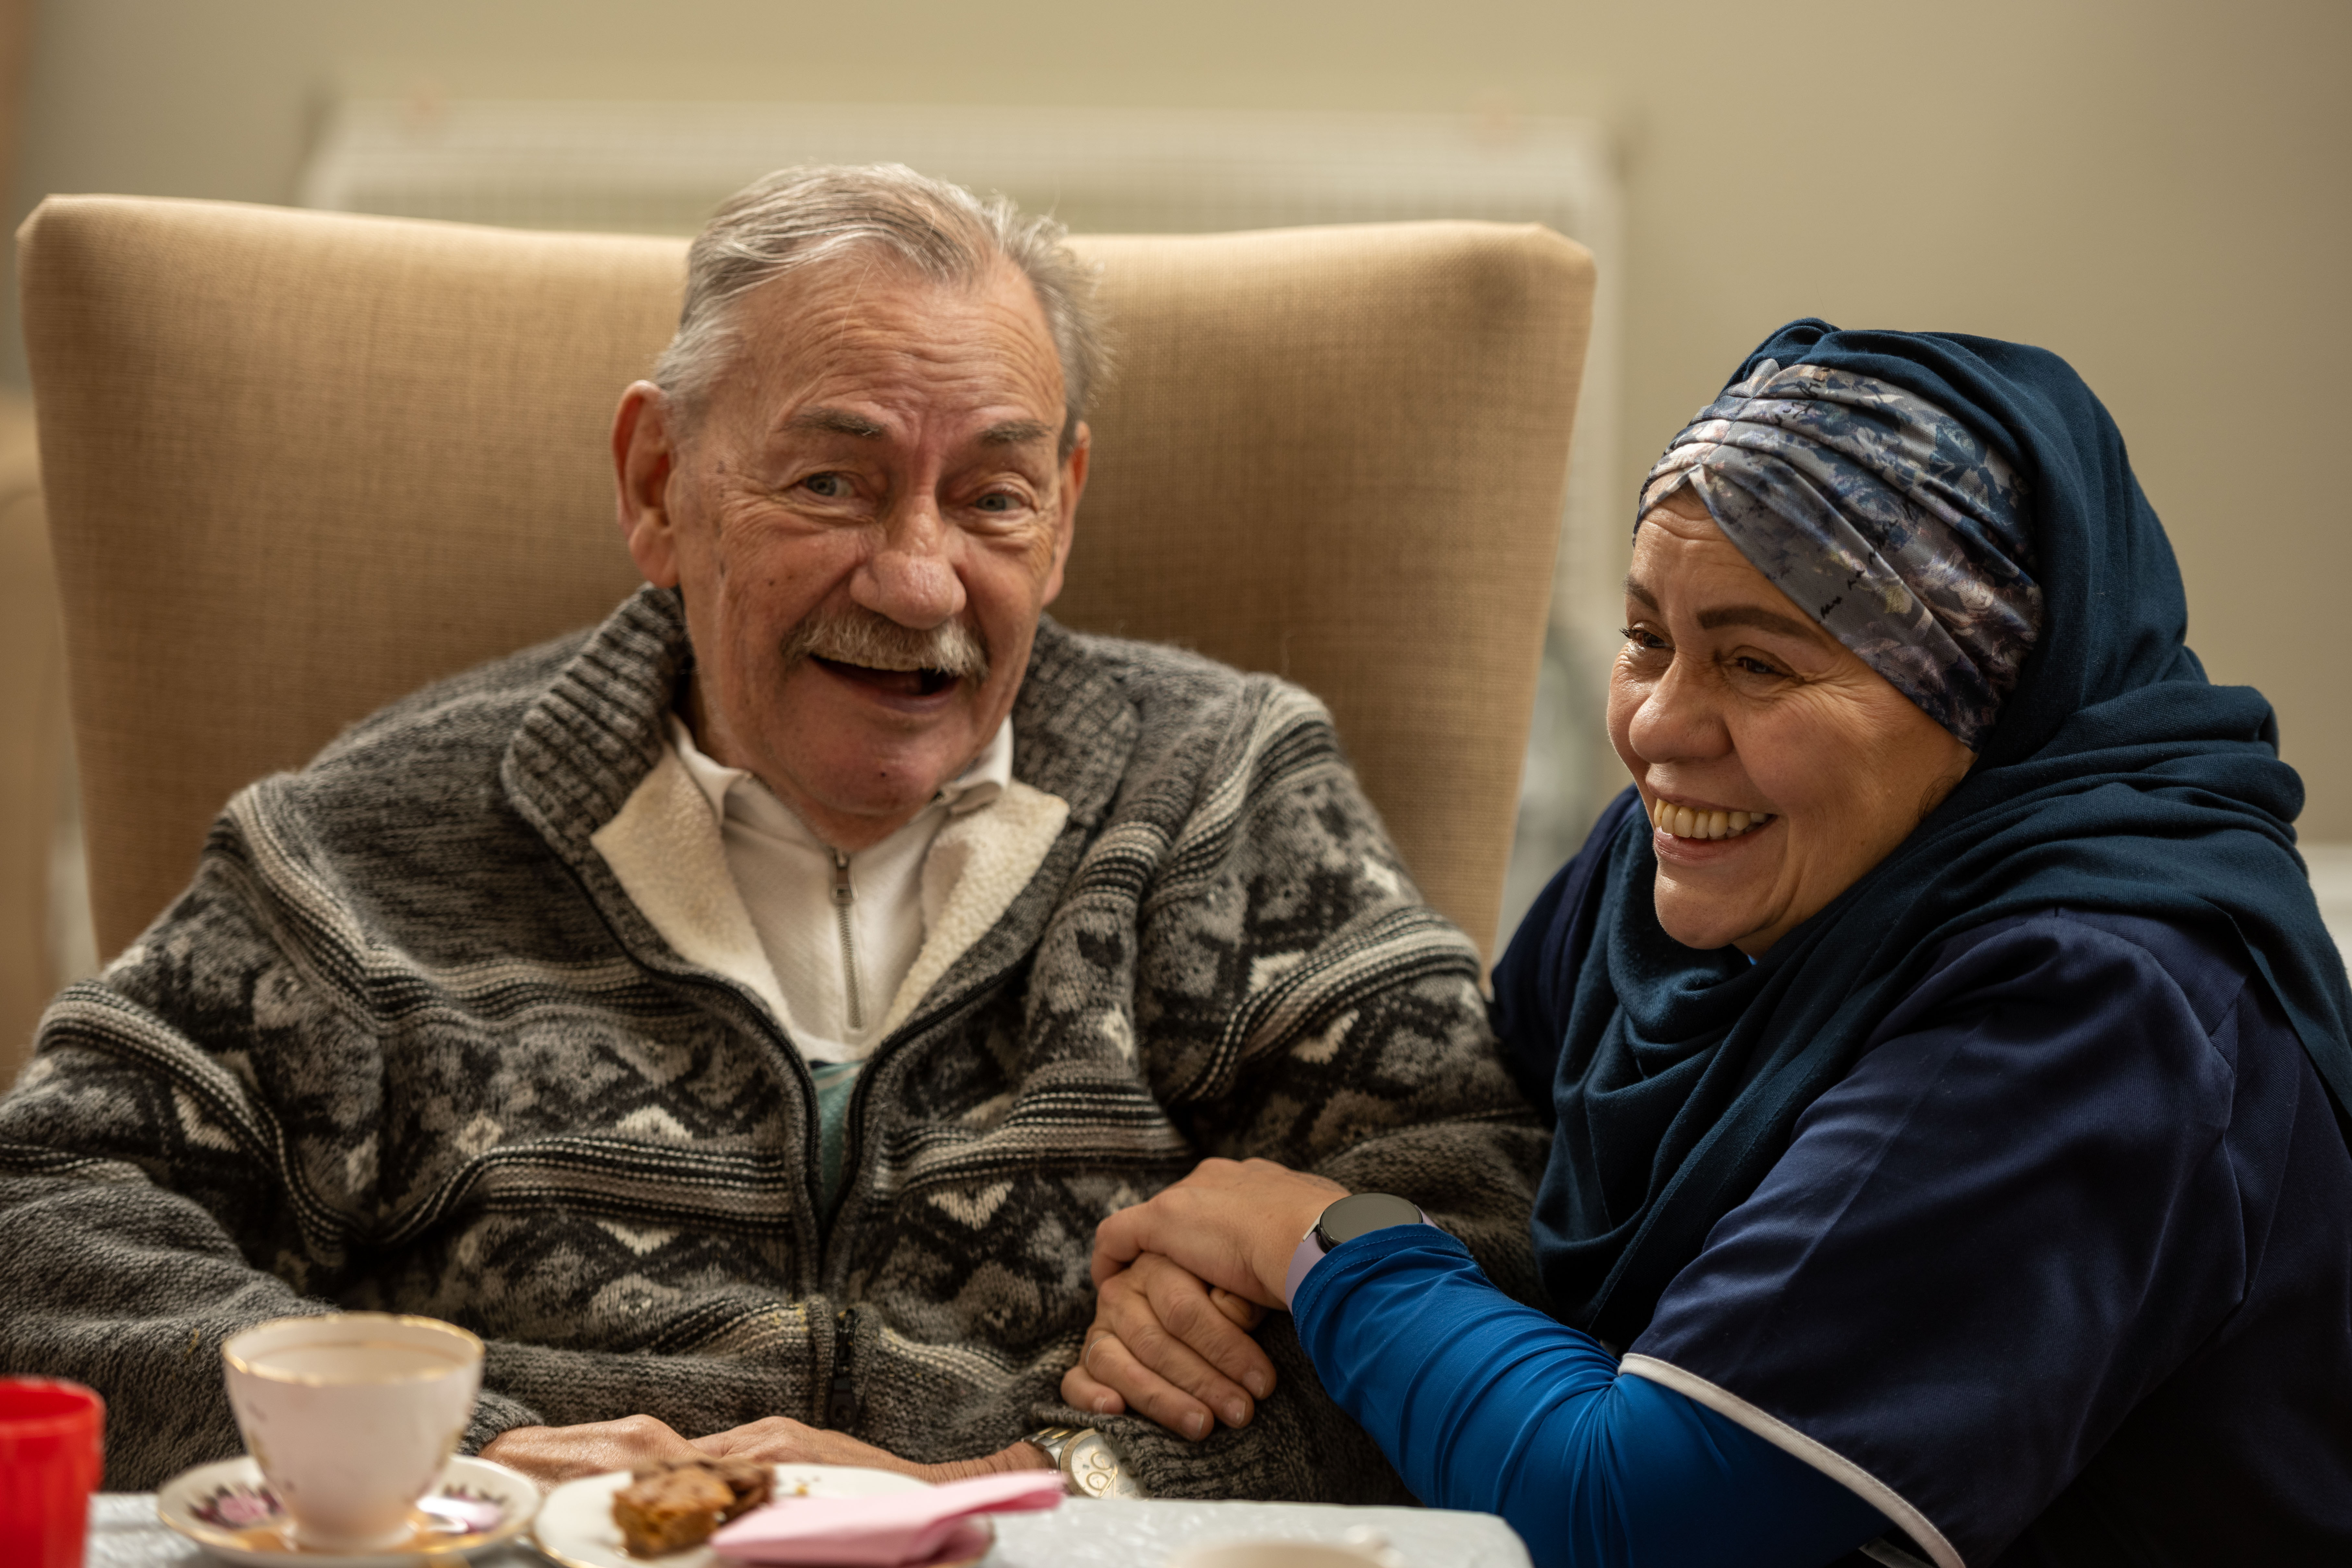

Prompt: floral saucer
[
  {"left": 156, "top": 1453, "right": 540, "bottom": 1565},
  {"left": 533, "top": 1463, "right": 989, "bottom": 1568}
]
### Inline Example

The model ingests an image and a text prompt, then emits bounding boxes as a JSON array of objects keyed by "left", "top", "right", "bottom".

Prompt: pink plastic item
[
  {"left": 711, "top": 1469, "right": 1063, "bottom": 1565},
  {"left": 0, "top": 1378, "right": 106, "bottom": 1568}
]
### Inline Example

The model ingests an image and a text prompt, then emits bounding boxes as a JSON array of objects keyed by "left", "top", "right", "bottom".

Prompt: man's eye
[
  {"left": 1621, "top": 626, "right": 1666, "bottom": 651},
  {"left": 1734, "top": 656, "right": 1783, "bottom": 677},
  {"left": 802, "top": 473, "right": 851, "bottom": 498},
  {"left": 974, "top": 492, "right": 1019, "bottom": 513}
]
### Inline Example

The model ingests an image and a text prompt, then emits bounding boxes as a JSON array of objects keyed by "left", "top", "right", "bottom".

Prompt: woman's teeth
[{"left": 1648, "top": 798, "right": 1775, "bottom": 841}]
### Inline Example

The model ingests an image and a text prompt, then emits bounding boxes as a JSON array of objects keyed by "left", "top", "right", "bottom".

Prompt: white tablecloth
[{"left": 86, "top": 1490, "right": 1533, "bottom": 1568}]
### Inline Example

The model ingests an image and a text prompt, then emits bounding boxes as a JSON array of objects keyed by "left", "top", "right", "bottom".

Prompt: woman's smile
[
  {"left": 1645, "top": 794, "right": 1777, "bottom": 844},
  {"left": 1611, "top": 491, "right": 1975, "bottom": 955}
]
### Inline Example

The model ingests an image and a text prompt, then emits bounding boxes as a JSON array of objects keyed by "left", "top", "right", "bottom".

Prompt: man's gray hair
[{"left": 653, "top": 164, "right": 1108, "bottom": 455}]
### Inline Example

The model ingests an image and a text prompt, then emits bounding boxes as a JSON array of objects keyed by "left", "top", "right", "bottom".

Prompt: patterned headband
[{"left": 1639, "top": 359, "right": 2042, "bottom": 751}]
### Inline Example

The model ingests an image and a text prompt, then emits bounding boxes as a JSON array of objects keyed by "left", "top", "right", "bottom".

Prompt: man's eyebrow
[
  {"left": 977, "top": 419, "right": 1056, "bottom": 447},
  {"left": 784, "top": 407, "right": 887, "bottom": 439},
  {"left": 1624, "top": 577, "right": 1658, "bottom": 611}
]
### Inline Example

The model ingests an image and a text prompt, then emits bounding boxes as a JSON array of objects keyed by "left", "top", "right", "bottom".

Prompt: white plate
[
  {"left": 156, "top": 1452, "right": 540, "bottom": 1565},
  {"left": 533, "top": 1463, "right": 989, "bottom": 1568}
]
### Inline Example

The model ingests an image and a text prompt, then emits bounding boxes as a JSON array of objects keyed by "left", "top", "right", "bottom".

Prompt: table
[{"left": 87, "top": 1491, "right": 1533, "bottom": 1568}]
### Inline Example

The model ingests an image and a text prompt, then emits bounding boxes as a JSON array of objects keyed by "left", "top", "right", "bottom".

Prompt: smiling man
[{"left": 0, "top": 165, "right": 1544, "bottom": 1500}]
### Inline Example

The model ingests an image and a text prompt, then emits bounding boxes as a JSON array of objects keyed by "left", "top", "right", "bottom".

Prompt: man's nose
[{"left": 852, "top": 495, "right": 967, "bottom": 628}]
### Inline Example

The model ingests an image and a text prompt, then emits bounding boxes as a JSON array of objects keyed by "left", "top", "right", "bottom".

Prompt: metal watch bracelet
[{"left": 1025, "top": 1425, "right": 1146, "bottom": 1499}]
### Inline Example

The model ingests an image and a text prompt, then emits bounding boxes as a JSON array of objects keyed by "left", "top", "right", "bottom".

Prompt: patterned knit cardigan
[{"left": 0, "top": 587, "right": 1546, "bottom": 1497}]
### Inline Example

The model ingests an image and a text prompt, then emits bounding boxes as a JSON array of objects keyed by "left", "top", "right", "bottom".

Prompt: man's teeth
[{"left": 1648, "top": 798, "right": 1775, "bottom": 841}]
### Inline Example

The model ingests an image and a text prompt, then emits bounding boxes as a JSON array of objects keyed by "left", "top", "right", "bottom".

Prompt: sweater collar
[{"left": 1005, "top": 615, "right": 1137, "bottom": 831}]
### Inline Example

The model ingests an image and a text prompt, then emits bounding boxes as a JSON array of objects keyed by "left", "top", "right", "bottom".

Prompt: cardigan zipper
[
  {"left": 831, "top": 849, "right": 864, "bottom": 1032},
  {"left": 827, "top": 1306, "right": 859, "bottom": 1428}
]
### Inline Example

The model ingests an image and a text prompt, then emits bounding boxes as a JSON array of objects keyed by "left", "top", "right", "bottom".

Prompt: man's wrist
[
  {"left": 1024, "top": 1426, "right": 1144, "bottom": 1498},
  {"left": 928, "top": 1441, "right": 1056, "bottom": 1484}
]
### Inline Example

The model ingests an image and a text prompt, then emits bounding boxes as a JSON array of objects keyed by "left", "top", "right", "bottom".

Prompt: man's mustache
[{"left": 780, "top": 606, "right": 991, "bottom": 685}]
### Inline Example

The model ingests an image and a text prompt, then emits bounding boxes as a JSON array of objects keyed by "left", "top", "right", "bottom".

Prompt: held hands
[
  {"left": 484, "top": 1157, "right": 1351, "bottom": 1477},
  {"left": 1062, "top": 1256, "right": 1271, "bottom": 1437},
  {"left": 478, "top": 1415, "right": 1052, "bottom": 1488},
  {"left": 1062, "top": 1157, "right": 1348, "bottom": 1440}
]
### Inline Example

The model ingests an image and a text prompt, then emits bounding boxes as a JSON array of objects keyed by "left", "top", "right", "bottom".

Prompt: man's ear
[
  {"left": 613, "top": 381, "right": 683, "bottom": 588},
  {"left": 1039, "top": 420, "right": 1089, "bottom": 609}
]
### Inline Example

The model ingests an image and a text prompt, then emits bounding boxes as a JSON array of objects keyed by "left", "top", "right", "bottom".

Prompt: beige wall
[{"left": 9, "top": 0, "right": 2348, "bottom": 831}]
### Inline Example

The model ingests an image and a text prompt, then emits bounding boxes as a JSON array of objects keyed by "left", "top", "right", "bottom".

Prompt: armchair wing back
[{"left": 19, "top": 196, "right": 1591, "bottom": 963}]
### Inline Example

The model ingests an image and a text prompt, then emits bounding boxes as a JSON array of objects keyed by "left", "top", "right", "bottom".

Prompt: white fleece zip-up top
[{"left": 667, "top": 712, "right": 1014, "bottom": 1064}]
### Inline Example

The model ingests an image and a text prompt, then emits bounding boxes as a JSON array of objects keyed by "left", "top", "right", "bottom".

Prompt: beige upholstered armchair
[
  {"left": 13, "top": 196, "right": 1592, "bottom": 1089},
  {"left": 0, "top": 408, "right": 55, "bottom": 1082}
]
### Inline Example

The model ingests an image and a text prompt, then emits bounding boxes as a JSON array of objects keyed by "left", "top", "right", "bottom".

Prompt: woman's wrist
[
  {"left": 1262, "top": 1191, "right": 1340, "bottom": 1302},
  {"left": 1280, "top": 1193, "right": 1437, "bottom": 1307}
]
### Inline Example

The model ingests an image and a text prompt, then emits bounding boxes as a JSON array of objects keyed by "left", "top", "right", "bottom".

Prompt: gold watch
[{"left": 1024, "top": 1425, "right": 1145, "bottom": 1499}]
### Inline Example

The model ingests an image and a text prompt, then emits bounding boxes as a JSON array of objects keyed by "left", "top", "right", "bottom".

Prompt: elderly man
[{"left": 0, "top": 166, "right": 1543, "bottom": 1500}]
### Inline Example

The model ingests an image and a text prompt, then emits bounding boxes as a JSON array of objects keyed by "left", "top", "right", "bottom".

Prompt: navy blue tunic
[{"left": 1498, "top": 866, "right": 2352, "bottom": 1560}]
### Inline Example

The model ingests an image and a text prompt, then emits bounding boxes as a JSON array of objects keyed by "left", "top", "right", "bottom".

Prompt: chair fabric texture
[
  {"left": 19, "top": 195, "right": 1593, "bottom": 964},
  {"left": 0, "top": 395, "right": 56, "bottom": 1087}
]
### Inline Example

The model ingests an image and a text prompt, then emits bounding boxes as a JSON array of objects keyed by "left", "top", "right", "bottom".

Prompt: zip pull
[
  {"left": 831, "top": 849, "right": 864, "bottom": 1031},
  {"left": 826, "top": 1371, "right": 857, "bottom": 1428},
  {"left": 827, "top": 1307, "right": 858, "bottom": 1428}
]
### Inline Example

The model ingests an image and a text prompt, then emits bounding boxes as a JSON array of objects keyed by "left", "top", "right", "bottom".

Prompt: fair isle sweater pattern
[{"left": 0, "top": 588, "right": 1545, "bottom": 1499}]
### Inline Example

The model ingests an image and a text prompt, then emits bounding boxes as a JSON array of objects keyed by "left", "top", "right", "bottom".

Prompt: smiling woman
[
  {"left": 1613, "top": 489, "right": 1973, "bottom": 957},
  {"left": 1073, "top": 321, "right": 2352, "bottom": 1566}
]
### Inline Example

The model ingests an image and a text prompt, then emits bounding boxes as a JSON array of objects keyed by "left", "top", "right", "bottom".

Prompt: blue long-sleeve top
[
  {"left": 1289, "top": 890, "right": 2352, "bottom": 1563},
  {"left": 1291, "top": 1227, "right": 1888, "bottom": 1568}
]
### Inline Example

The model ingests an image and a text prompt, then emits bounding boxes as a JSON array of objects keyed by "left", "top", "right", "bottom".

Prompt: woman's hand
[
  {"left": 1060, "top": 1254, "right": 1271, "bottom": 1437},
  {"left": 1090, "top": 1157, "right": 1349, "bottom": 1306}
]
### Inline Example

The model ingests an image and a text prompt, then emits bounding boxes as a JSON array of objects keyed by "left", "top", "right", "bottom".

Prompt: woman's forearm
[{"left": 1291, "top": 1229, "right": 1889, "bottom": 1568}]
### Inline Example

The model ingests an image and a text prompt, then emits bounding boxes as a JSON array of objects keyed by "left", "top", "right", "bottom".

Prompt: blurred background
[{"left": 2, "top": 0, "right": 2347, "bottom": 1062}]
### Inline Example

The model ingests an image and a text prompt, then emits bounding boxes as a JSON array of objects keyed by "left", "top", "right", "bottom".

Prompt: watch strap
[
  {"left": 1282, "top": 1225, "right": 1325, "bottom": 1309},
  {"left": 1283, "top": 1193, "right": 1433, "bottom": 1308}
]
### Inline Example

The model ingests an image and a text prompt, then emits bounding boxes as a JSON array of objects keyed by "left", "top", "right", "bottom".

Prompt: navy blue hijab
[{"left": 1496, "top": 320, "right": 2352, "bottom": 1347}]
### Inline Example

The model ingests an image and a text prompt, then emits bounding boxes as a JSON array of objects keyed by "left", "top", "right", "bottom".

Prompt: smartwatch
[{"left": 1282, "top": 1191, "right": 1431, "bottom": 1307}]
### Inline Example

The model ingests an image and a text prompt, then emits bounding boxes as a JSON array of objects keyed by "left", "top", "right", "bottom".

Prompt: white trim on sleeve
[{"left": 1618, "top": 1353, "right": 1962, "bottom": 1568}]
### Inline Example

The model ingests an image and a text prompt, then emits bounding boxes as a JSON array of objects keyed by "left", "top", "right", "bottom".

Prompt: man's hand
[
  {"left": 1060, "top": 1254, "right": 1271, "bottom": 1438},
  {"left": 479, "top": 1416, "right": 704, "bottom": 1485},
  {"left": 1065, "top": 1157, "right": 1347, "bottom": 1441},
  {"left": 1090, "top": 1157, "right": 1347, "bottom": 1307},
  {"left": 692, "top": 1416, "right": 1053, "bottom": 1484},
  {"left": 479, "top": 1413, "right": 1054, "bottom": 1488}
]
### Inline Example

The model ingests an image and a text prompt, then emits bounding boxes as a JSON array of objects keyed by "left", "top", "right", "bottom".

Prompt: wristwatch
[
  {"left": 1283, "top": 1191, "right": 1431, "bottom": 1306},
  {"left": 1024, "top": 1425, "right": 1145, "bottom": 1499}
]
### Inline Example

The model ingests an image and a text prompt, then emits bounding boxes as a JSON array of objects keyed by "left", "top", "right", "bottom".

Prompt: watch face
[
  {"left": 1062, "top": 1430, "right": 1144, "bottom": 1499},
  {"left": 1316, "top": 1191, "right": 1425, "bottom": 1248}
]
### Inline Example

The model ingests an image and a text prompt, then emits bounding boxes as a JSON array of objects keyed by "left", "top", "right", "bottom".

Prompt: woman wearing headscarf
[{"left": 1071, "top": 322, "right": 2352, "bottom": 1564}]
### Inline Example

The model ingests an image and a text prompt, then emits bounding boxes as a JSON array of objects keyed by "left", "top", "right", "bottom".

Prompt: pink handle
[{"left": 712, "top": 1469, "right": 1064, "bottom": 1565}]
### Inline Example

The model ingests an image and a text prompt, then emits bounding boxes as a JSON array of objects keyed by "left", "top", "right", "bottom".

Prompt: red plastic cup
[{"left": 0, "top": 1378, "right": 106, "bottom": 1568}]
